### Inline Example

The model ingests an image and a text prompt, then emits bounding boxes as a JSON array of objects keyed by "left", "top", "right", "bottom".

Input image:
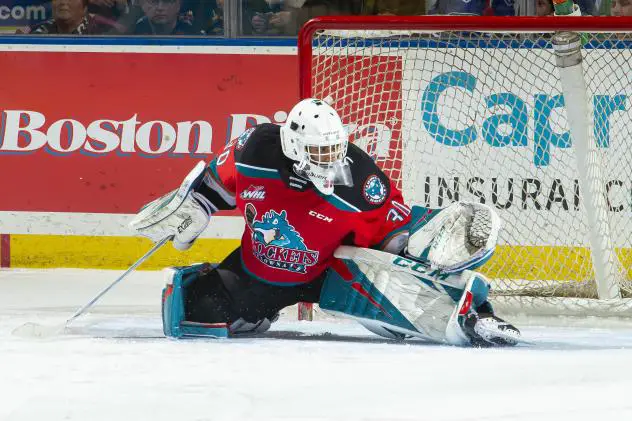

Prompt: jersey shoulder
[
  {"left": 334, "top": 143, "right": 394, "bottom": 212},
  {"left": 234, "top": 123, "right": 285, "bottom": 170}
]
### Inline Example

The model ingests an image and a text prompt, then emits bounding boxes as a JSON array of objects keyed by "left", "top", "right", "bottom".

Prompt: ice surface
[{"left": 2, "top": 268, "right": 632, "bottom": 421}]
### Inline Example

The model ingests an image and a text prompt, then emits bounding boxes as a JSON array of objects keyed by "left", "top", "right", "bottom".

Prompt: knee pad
[{"left": 161, "top": 263, "right": 229, "bottom": 339}]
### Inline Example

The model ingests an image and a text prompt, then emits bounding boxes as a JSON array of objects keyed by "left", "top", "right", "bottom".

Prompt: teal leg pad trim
[
  {"left": 319, "top": 259, "right": 418, "bottom": 333},
  {"left": 180, "top": 321, "right": 229, "bottom": 338},
  {"left": 469, "top": 274, "right": 490, "bottom": 309},
  {"left": 162, "top": 264, "right": 229, "bottom": 339}
]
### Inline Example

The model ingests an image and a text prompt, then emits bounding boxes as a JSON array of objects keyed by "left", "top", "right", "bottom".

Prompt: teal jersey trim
[
  {"left": 316, "top": 191, "right": 361, "bottom": 213},
  {"left": 236, "top": 163, "right": 281, "bottom": 179},
  {"left": 208, "top": 159, "right": 221, "bottom": 180},
  {"left": 409, "top": 206, "right": 440, "bottom": 233}
]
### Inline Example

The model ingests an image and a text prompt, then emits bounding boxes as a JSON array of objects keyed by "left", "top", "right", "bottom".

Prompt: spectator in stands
[
  {"left": 179, "top": 0, "right": 223, "bottom": 35},
  {"left": 429, "top": 0, "right": 514, "bottom": 15},
  {"left": 430, "top": 0, "right": 487, "bottom": 15},
  {"left": 244, "top": 0, "right": 286, "bottom": 35},
  {"left": 577, "top": 0, "right": 596, "bottom": 14},
  {"left": 611, "top": 0, "right": 632, "bottom": 15},
  {"left": 88, "top": 0, "right": 129, "bottom": 20},
  {"left": 205, "top": 0, "right": 224, "bottom": 35},
  {"left": 16, "top": 0, "right": 125, "bottom": 34},
  {"left": 134, "top": 0, "right": 206, "bottom": 34},
  {"left": 244, "top": 0, "right": 361, "bottom": 36},
  {"left": 536, "top": 0, "right": 554, "bottom": 15},
  {"left": 362, "top": 0, "right": 425, "bottom": 15}
]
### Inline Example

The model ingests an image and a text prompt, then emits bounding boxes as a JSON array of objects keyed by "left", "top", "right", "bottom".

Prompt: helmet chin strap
[
  {"left": 293, "top": 160, "right": 336, "bottom": 195},
  {"left": 293, "top": 158, "right": 353, "bottom": 196}
]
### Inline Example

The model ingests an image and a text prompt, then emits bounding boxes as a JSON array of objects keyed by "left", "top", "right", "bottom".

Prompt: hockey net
[{"left": 298, "top": 16, "right": 632, "bottom": 317}]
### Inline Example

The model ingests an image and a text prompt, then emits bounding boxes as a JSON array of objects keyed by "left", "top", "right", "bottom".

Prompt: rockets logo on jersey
[
  {"left": 363, "top": 175, "right": 387, "bottom": 205},
  {"left": 249, "top": 209, "right": 319, "bottom": 274},
  {"left": 240, "top": 185, "right": 266, "bottom": 201}
]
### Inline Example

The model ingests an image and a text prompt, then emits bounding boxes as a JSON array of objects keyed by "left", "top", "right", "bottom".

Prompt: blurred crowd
[
  {"left": 12, "top": 0, "right": 223, "bottom": 35},
  {"left": 0, "top": 0, "right": 626, "bottom": 36}
]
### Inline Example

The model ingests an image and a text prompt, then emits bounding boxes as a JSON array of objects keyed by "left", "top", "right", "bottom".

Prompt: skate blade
[
  {"left": 492, "top": 328, "right": 533, "bottom": 346},
  {"left": 477, "top": 323, "right": 534, "bottom": 346},
  {"left": 11, "top": 322, "right": 66, "bottom": 339}
]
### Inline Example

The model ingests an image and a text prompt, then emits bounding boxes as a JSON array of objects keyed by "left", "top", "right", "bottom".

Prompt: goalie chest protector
[{"left": 214, "top": 123, "right": 411, "bottom": 286}]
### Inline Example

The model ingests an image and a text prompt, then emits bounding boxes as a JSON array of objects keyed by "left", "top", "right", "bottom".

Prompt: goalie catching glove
[
  {"left": 404, "top": 201, "right": 501, "bottom": 274},
  {"left": 129, "top": 161, "right": 215, "bottom": 250}
]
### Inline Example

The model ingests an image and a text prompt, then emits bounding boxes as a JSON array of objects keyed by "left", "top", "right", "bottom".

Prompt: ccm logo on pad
[{"left": 309, "top": 210, "right": 333, "bottom": 223}]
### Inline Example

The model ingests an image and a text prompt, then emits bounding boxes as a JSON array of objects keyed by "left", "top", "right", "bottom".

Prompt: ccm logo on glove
[{"left": 177, "top": 216, "right": 193, "bottom": 233}]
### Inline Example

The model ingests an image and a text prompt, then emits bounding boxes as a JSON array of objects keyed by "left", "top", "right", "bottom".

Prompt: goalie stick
[{"left": 12, "top": 235, "right": 172, "bottom": 338}]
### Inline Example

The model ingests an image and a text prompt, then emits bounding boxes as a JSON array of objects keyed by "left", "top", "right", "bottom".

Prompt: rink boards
[
  {"left": 5, "top": 212, "right": 632, "bottom": 282},
  {"left": 0, "top": 40, "right": 298, "bottom": 270}
]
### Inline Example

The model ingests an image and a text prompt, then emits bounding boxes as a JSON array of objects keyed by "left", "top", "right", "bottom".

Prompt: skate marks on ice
[
  {"left": 7, "top": 313, "right": 441, "bottom": 346},
  {"left": 4, "top": 302, "right": 626, "bottom": 349},
  {"left": 516, "top": 324, "right": 632, "bottom": 350},
  {"left": 3, "top": 269, "right": 632, "bottom": 349},
  {"left": 11, "top": 322, "right": 66, "bottom": 339},
  {"left": 7, "top": 314, "right": 165, "bottom": 341},
  {"left": 9, "top": 313, "right": 632, "bottom": 351},
  {"left": 11, "top": 315, "right": 429, "bottom": 345},
  {"left": 7, "top": 305, "right": 163, "bottom": 340},
  {"left": 4, "top": 306, "right": 631, "bottom": 350}
]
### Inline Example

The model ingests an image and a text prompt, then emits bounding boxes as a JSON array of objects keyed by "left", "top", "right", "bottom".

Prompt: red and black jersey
[{"left": 199, "top": 123, "right": 411, "bottom": 286}]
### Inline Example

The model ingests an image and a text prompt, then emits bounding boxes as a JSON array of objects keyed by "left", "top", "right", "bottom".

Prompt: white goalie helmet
[{"left": 280, "top": 98, "right": 352, "bottom": 195}]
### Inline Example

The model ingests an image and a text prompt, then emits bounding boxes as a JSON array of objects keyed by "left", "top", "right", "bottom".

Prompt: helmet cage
[
  {"left": 279, "top": 98, "right": 352, "bottom": 195},
  {"left": 301, "top": 132, "right": 348, "bottom": 169}
]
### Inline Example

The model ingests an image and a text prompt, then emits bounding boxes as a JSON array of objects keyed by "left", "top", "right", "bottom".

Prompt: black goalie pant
[{"left": 185, "top": 247, "right": 324, "bottom": 324}]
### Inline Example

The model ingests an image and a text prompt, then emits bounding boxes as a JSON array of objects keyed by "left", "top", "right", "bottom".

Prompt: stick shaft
[{"left": 64, "top": 236, "right": 171, "bottom": 328}]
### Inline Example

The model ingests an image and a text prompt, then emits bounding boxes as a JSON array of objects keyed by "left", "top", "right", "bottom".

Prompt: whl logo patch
[
  {"left": 248, "top": 209, "right": 319, "bottom": 274},
  {"left": 240, "top": 185, "right": 266, "bottom": 201}
]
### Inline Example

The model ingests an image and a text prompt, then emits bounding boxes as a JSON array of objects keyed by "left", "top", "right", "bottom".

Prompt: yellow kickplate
[
  {"left": 10, "top": 234, "right": 240, "bottom": 270},
  {"left": 9, "top": 234, "right": 632, "bottom": 282}
]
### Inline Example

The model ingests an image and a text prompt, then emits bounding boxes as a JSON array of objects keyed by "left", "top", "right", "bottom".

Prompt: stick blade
[{"left": 12, "top": 322, "right": 66, "bottom": 338}]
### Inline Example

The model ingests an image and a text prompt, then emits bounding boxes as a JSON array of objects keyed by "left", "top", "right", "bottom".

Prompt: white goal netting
[{"left": 301, "top": 17, "right": 632, "bottom": 316}]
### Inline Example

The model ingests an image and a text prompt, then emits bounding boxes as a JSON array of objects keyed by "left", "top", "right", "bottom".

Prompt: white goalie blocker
[
  {"left": 128, "top": 161, "right": 215, "bottom": 250},
  {"left": 321, "top": 202, "right": 502, "bottom": 345}
]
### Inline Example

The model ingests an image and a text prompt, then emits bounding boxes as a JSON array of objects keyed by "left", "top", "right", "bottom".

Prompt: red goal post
[{"left": 297, "top": 16, "right": 632, "bottom": 319}]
